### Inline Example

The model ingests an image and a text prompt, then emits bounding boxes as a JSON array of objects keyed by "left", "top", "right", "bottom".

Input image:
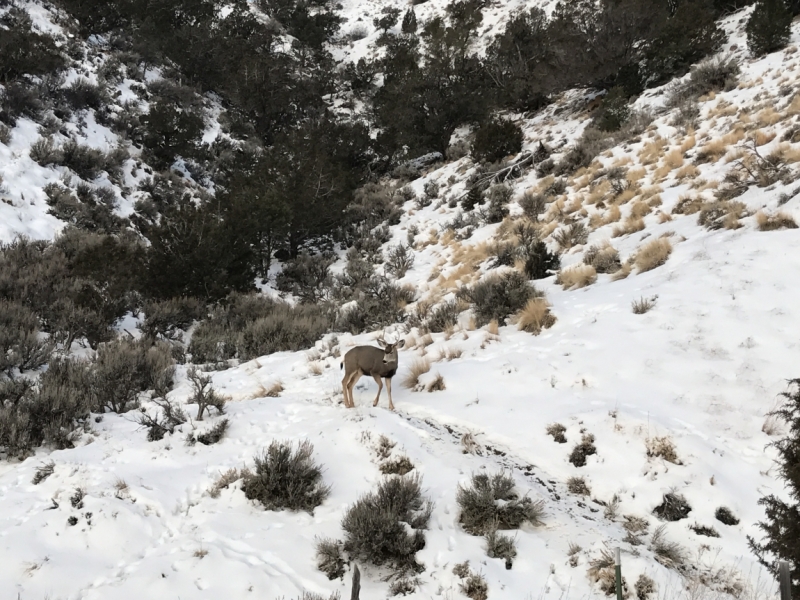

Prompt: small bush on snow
[
  {"left": 141, "top": 297, "right": 205, "bottom": 341},
  {"left": 338, "top": 474, "right": 433, "bottom": 576},
  {"left": 459, "top": 271, "right": 536, "bottom": 327},
  {"left": 569, "top": 434, "right": 597, "bottom": 467},
  {"left": 635, "top": 238, "right": 672, "bottom": 273},
  {"left": 546, "top": 423, "right": 567, "bottom": 443},
  {"left": 635, "top": 574, "right": 656, "bottom": 600},
  {"left": 242, "top": 440, "right": 330, "bottom": 514},
  {"left": 650, "top": 524, "right": 687, "bottom": 569},
  {"left": 275, "top": 253, "right": 334, "bottom": 304},
  {"left": 457, "top": 472, "right": 544, "bottom": 535},
  {"left": 715, "top": 505, "right": 739, "bottom": 526},
  {"left": 316, "top": 538, "right": 346, "bottom": 580},
  {"left": 485, "top": 528, "right": 517, "bottom": 569},
  {"left": 653, "top": 492, "right": 691, "bottom": 522}
]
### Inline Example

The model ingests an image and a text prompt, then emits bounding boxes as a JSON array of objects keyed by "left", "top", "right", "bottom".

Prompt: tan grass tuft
[
  {"left": 675, "top": 164, "right": 699, "bottom": 181},
  {"left": 635, "top": 239, "right": 672, "bottom": 273},
  {"left": 755, "top": 107, "right": 781, "bottom": 127},
  {"left": 556, "top": 265, "right": 597, "bottom": 290},
  {"left": 308, "top": 361, "right": 324, "bottom": 376},
  {"left": 756, "top": 211, "right": 798, "bottom": 231},
  {"left": 626, "top": 167, "right": 646, "bottom": 185},
  {"left": 629, "top": 200, "right": 652, "bottom": 219},
  {"left": 750, "top": 129, "right": 776, "bottom": 147},
  {"left": 639, "top": 137, "right": 667, "bottom": 165},
  {"left": 265, "top": 380, "right": 284, "bottom": 397},
  {"left": 658, "top": 211, "right": 673, "bottom": 223},
  {"left": 487, "top": 319, "right": 500, "bottom": 335},
  {"left": 611, "top": 262, "right": 632, "bottom": 281},
  {"left": 612, "top": 216, "right": 645, "bottom": 237},
  {"left": 515, "top": 298, "right": 557, "bottom": 334},
  {"left": 427, "top": 373, "right": 446, "bottom": 392},
  {"left": 209, "top": 468, "right": 241, "bottom": 498},
  {"left": 613, "top": 188, "right": 637, "bottom": 205},
  {"left": 403, "top": 359, "right": 431, "bottom": 389},
  {"left": 646, "top": 436, "right": 681, "bottom": 464}
]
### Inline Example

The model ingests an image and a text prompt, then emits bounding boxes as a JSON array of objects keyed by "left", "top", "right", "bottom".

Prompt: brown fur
[{"left": 341, "top": 339, "right": 405, "bottom": 410}]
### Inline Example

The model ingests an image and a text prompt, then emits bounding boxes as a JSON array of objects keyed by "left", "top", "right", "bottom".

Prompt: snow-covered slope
[{"left": 2, "top": 2, "right": 800, "bottom": 600}]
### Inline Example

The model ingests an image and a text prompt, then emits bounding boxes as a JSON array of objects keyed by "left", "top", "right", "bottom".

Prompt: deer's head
[{"left": 377, "top": 334, "right": 405, "bottom": 364}]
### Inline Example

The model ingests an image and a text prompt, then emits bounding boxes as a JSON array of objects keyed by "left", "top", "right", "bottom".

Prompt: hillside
[{"left": 1, "top": 0, "right": 800, "bottom": 599}]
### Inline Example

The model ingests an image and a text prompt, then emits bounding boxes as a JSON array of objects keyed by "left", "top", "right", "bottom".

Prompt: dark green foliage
[
  {"left": 242, "top": 440, "right": 330, "bottom": 513},
  {"left": 749, "top": 380, "right": 800, "bottom": 596},
  {"left": 716, "top": 506, "right": 740, "bottom": 526},
  {"left": 188, "top": 293, "right": 334, "bottom": 362},
  {"left": 471, "top": 118, "right": 524, "bottom": 164},
  {"left": 746, "top": 0, "right": 792, "bottom": 57},
  {"left": 385, "top": 244, "right": 415, "bottom": 278},
  {"left": 653, "top": 492, "right": 692, "bottom": 521},
  {"left": 59, "top": 140, "right": 108, "bottom": 181},
  {"left": 482, "top": 184, "right": 512, "bottom": 224},
  {"left": 374, "top": 7, "right": 401, "bottom": 33},
  {"left": 595, "top": 88, "right": 630, "bottom": 132},
  {"left": 459, "top": 271, "right": 536, "bottom": 327},
  {"left": 512, "top": 221, "right": 560, "bottom": 280},
  {"left": 63, "top": 78, "right": 107, "bottom": 111},
  {"left": 316, "top": 538, "right": 347, "bottom": 580},
  {"left": 401, "top": 8, "right": 418, "bottom": 34},
  {"left": 0, "top": 8, "right": 66, "bottom": 83},
  {"left": 666, "top": 57, "right": 740, "bottom": 108},
  {"left": 462, "top": 186, "right": 484, "bottom": 211},
  {"left": 457, "top": 472, "right": 544, "bottom": 535},
  {"left": 569, "top": 434, "right": 597, "bottom": 467},
  {"left": 341, "top": 474, "right": 432, "bottom": 575},
  {"left": 690, "top": 523, "right": 720, "bottom": 538},
  {"left": 141, "top": 297, "right": 205, "bottom": 341},
  {"left": 141, "top": 99, "right": 204, "bottom": 169},
  {"left": 276, "top": 253, "right": 334, "bottom": 303}
]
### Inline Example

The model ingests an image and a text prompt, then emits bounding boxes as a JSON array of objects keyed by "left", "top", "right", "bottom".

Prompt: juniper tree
[
  {"left": 749, "top": 379, "right": 800, "bottom": 596},
  {"left": 746, "top": 0, "right": 792, "bottom": 57},
  {"left": 401, "top": 8, "right": 417, "bottom": 34}
]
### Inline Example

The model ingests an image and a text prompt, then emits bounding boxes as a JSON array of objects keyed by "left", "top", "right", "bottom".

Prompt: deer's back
[{"left": 344, "top": 345, "right": 393, "bottom": 377}]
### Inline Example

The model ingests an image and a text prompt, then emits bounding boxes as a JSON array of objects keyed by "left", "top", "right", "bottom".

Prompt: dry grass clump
[
  {"left": 209, "top": 468, "right": 241, "bottom": 498},
  {"left": 612, "top": 216, "right": 645, "bottom": 237},
  {"left": 756, "top": 211, "right": 798, "bottom": 231},
  {"left": 454, "top": 564, "right": 488, "bottom": 600},
  {"left": 635, "top": 239, "right": 672, "bottom": 273},
  {"left": 653, "top": 492, "right": 691, "bottom": 522},
  {"left": 714, "top": 506, "right": 739, "bottom": 526},
  {"left": 645, "top": 436, "right": 681, "bottom": 464},
  {"left": 556, "top": 265, "right": 597, "bottom": 290},
  {"left": 308, "top": 361, "right": 324, "bottom": 376},
  {"left": 457, "top": 472, "right": 544, "bottom": 534},
  {"left": 675, "top": 164, "right": 700, "bottom": 181},
  {"left": 629, "top": 201, "right": 652, "bottom": 219},
  {"left": 437, "top": 346, "right": 463, "bottom": 361},
  {"left": 266, "top": 380, "right": 284, "bottom": 397},
  {"left": 671, "top": 195, "right": 704, "bottom": 215},
  {"left": 380, "top": 456, "right": 415, "bottom": 476},
  {"left": 546, "top": 422, "right": 567, "bottom": 443},
  {"left": 631, "top": 296, "right": 657, "bottom": 314},
  {"left": 650, "top": 525, "right": 687, "bottom": 569},
  {"left": 653, "top": 150, "right": 684, "bottom": 181},
  {"left": 584, "top": 243, "right": 621, "bottom": 273},
  {"left": 485, "top": 528, "right": 518, "bottom": 569},
  {"left": 515, "top": 298, "right": 557, "bottom": 334},
  {"left": 427, "top": 373, "right": 446, "bottom": 392},
  {"left": 553, "top": 222, "right": 589, "bottom": 250},
  {"left": 635, "top": 574, "right": 656, "bottom": 600},
  {"left": 698, "top": 200, "right": 747, "bottom": 230},
  {"left": 403, "top": 359, "right": 431, "bottom": 390},
  {"left": 640, "top": 137, "right": 667, "bottom": 165},
  {"left": 695, "top": 138, "right": 729, "bottom": 163},
  {"left": 32, "top": 461, "right": 55, "bottom": 485},
  {"left": 588, "top": 547, "right": 627, "bottom": 596},
  {"left": 566, "top": 476, "right": 591, "bottom": 496}
]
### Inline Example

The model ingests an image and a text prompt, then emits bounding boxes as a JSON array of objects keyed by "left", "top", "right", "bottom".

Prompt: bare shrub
[
  {"left": 425, "top": 299, "right": 465, "bottom": 333},
  {"left": 515, "top": 298, "right": 556, "bottom": 335},
  {"left": 588, "top": 547, "right": 627, "bottom": 596},
  {"left": 341, "top": 474, "right": 433, "bottom": 575},
  {"left": 519, "top": 191, "right": 546, "bottom": 220},
  {"left": 698, "top": 201, "right": 747, "bottom": 230},
  {"left": 403, "top": 359, "right": 431, "bottom": 390},
  {"left": 653, "top": 492, "right": 691, "bottom": 521},
  {"left": 242, "top": 440, "right": 330, "bottom": 513},
  {"left": 632, "top": 296, "right": 657, "bottom": 314},
  {"left": 567, "top": 476, "right": 590, "bottom": 496},
  {"left": 385, "top": 244, "right": 415, "bottom": 278},
  {"left": 457, "top": 472, "right": 544, "bottom": 535},
  {"left": 29, "top": 136, "right": 59, "bottom": 166},
  {"left": 714, "top": 506, "right": 739, "bottom": 526},
  {"left": 459, "top": 271, "right": 536, "bottom": 327},
  {"left": 584, "top": 243, "right": 621, "bottom": 274},
  {"left": 316, "top": 538, "right": 346, "bottom": 580},
  {"left": 209, "top": 468, "right": 241, "bottom": 498},
  {"left": 380, "top": 456, "right": 415, "bottom": 476},
  {"left": 546, "top": 423, "right": 567, "bottom": 443},
  {"left": 635, "top": 573, "right": 656, "bottom": 600},
  {"left": 553, "top": 222, "right": 589, "bottom": 250},
  {"left": 427, "top": 373, "right": 445, "bottom": 392},
  {"left": 138, "top": 398, "right": 187, "bottom": 441},
  {"left": 32, "top": 461, "right": 55, "bottom": 485},
  {"left": 0, "top": 299, "right": 54, "bottom": 377},
  {"left": 193, "top": 418, "right": 229, "bottom": 446},
  {"left": 389, "top": 578, "right": 416, "bottom": 596},
  {"left": 646, "top": 436, "right": 680, "bottom": 464},
  {"left": 569, "top": 434, "right": 597, "bottom": 467},
  {"left": 556, "top": 265, "right": 597, "bottom": 290},
  {"left": 666, "top": 57, "right": 740, "bottom": 108},
  {"left": 485, "top": 528, "right": 517, "bottom": 569},
  {"left": 266, "top": 380, "right": 284, "bottom": 397},
  {"left": 650, "top": 525, "right": 686, "bottom": 569},
  {"left": 756, "top": 211, "right": 798, "bottom": 231},
  {"left": 187, "top": 367, "right": 227, "bottom": 420},
  {"left": 458, "top": 569, "right": 488, "bottom": 600},
  {"left": 690, "top": 523, "right": 720, "bottom": 538},
  {"left": 635, "top": 239, "right": 672, "bottom": 273}
]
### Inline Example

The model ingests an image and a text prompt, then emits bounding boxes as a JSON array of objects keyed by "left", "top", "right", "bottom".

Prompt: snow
[{"left": 2, "top": 1, "right": 800, "bottom": 599}]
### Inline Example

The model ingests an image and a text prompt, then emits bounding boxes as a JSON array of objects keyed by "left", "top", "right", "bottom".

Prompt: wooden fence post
[
  {"left": 350, "top": 564, "right": 361, "bottom": 600},
  {"left": 615, "top": 547, "right": 623, "bottom": 600},
  {"left": 779, "top": 561, "right": 791, "bottom": 600}
]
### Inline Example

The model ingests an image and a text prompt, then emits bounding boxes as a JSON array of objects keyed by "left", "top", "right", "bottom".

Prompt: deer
[{"left": 341, "top": 332, "right": 405, "bottom": 410}]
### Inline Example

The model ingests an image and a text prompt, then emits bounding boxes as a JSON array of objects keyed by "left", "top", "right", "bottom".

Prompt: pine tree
[
  {"left": 401, "top": 8, "right": 417, "bottom": 34},
  {"left": 462, "top": 186, "right": 483, "bottom": 211},
  {"left": 746, "top": 0, "right": 792, "bottom": 57},
  {"left": 748, "top": 379, "right": 800, "bottom": 597}
]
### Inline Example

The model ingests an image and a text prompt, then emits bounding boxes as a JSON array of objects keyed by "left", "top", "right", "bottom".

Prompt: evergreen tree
[
  {"left": 746, "top": 0, "right": 792, "bottom": 57},
  {"left": 401, "top": 8, "right": 417, "bottom": 34},
  {"left": 749, "top": 380, "right": 800, "bottom": 597}
]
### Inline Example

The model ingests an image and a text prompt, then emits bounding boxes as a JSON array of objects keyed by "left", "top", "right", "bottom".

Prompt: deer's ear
[
  {"left": 396, "top": 339, "right": 406, "bottom": 348},
  {"left": 376, "top": 339, "right": 387, "bottom": 348}
]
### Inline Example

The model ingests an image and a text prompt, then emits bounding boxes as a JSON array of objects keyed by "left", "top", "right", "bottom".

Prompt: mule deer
[{"left": 341, "top": 334, "right": 405, "bottom": 410}]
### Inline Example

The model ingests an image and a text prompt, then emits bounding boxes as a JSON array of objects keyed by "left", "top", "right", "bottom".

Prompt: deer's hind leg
[
  {"left": 372, "top": 374, "right": 383, "bottom": 407},
  {"left": 342, "top": 370, "right": 359, "bottom": 408},
  {"left": 385, "top": 377, "right": 395, "bottom": 411}
]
